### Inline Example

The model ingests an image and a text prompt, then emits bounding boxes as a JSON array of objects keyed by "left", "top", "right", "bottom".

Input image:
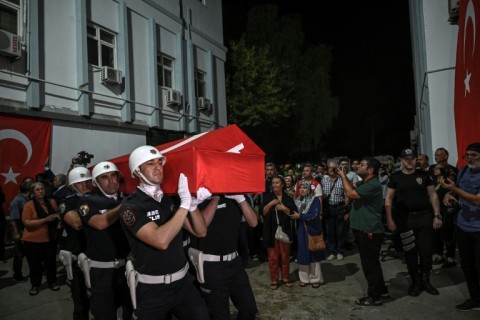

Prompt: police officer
[
  {"left": 385, "top": 148, "right": 442, "bottom": 297},
  {"left": 77, "top": 161, "right": 132, "bottom": 319},
  {"left": 195, "top": 194, "right": 258, "bottom": 319},
  {"left": 60, "top": 167, "right": 92, "bottom": 320},
  {"left": 119, "top": 145, "right": 210, "bottom": 319}
]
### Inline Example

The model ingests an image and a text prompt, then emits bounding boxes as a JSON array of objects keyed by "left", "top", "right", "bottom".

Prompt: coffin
[{"left": 109, "top": 125, "right": 266, "bottom": 195}]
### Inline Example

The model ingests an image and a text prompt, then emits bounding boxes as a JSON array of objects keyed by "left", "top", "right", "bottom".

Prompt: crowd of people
[{"left": 0, "top": 142, "right": 479, "bottom": 318}]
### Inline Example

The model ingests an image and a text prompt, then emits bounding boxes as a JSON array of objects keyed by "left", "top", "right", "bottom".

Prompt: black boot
[
  {"left": 408, "top": 274, "right": 423, "bottom": 297},
  {"left": 422, "top": 273, "right": 439, "bottom": 295}
]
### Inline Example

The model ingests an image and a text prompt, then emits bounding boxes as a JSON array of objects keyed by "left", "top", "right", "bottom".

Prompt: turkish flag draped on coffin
[
  {"left": 454, "top": 0, "right": 480, "bottom": 167},
  {"left": 110, "top": 124, "right": 266, "bottom": 195},
  {"left": 0, "top": 114, "right": 52, "bottom": 214}
]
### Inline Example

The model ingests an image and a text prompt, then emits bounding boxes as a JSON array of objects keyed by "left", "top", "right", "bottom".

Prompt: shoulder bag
[
  {"left": 303, "top": 222, "right": 325, "bottom": 252},
  {"left": 274, "top": 209, "right": 291, "bottom": 243}
]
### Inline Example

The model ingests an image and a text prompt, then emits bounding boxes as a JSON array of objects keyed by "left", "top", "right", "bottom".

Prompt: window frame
[
  {"left": 194, "top": 69, "right": 206, "bottom": 98},
  {"left": 157, "top": 53, "right": 174, "bottom": 89},
  {"left": 0, "top": 0, "right": 22, "bottom": 36},
  {"left": 87, "top": 23, "right": 117, "bottom": 68}
]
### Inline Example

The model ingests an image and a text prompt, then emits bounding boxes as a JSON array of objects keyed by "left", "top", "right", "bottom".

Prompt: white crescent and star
[
  {"left": 0, "top": 129, "right": 33, "bottom": 185},
  {"left": 464, "top": 0, "right": 476, "bottom": 96}
]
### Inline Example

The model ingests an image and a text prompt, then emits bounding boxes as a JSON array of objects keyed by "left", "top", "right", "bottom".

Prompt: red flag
[
  {"left": 0, "top": 114, "right": 51, "bottom": 214},
  {"left": 454, "top": 0, "right": 480, "bottom": 167}
]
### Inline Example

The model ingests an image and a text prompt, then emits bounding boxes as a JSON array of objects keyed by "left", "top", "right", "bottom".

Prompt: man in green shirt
[{"left": 338, "top": 157, "right": 388, "bottom": 306}]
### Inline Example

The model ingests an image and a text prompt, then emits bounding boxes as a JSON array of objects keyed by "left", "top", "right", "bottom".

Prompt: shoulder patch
[
  {"left": 79, "top": 203, "right": 89, "bottom": 217},
  {"left": 59, "top": 203, "right": 66, "bottom": 214},
  {"left": 121, "top": 208, "right": 136, "bottom": 227}
]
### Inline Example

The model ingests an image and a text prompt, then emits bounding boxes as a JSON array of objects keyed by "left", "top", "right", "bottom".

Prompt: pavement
[{"left": 0, "top": 242, "right": 478, "bottom": 320}]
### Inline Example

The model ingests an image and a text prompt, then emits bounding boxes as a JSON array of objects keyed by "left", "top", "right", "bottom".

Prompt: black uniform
[
  {"left": 195, "top": 197, "right": 258, "bottom": 320},
  {"left": 59, "top": 192, "right": 89, "bottom": 320},
  {"left": 387, "top": 170, "right": 435, "bottom": 280},
  {"left": 119, "top": 189, "right": 209, "bottom": 320},
  {"left": 78, "top": 192, "right": 132, "bottom": 320}
]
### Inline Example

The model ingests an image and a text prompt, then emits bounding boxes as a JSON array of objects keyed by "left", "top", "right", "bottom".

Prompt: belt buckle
[{"left": 164, "top": 274, "right": 172, "bottom": 284}]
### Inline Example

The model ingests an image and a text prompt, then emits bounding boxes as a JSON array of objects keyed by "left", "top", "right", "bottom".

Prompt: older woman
[
  {"left": 22, "top": 182, "right": 61, "bottom": 296},
  {"left": 291, "top": 179, "right": 325, "bottom": 288},
  {"left": 262, "top": 175, "right": 296, "bottom": 289}
]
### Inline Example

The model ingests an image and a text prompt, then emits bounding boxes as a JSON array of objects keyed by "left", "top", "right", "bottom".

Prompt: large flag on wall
[
  {"left": 0, "top": 114, "right": 52, "bottom": 214},
  {"left": 454, "top": 0, "right": 480, "bottom": 167}
]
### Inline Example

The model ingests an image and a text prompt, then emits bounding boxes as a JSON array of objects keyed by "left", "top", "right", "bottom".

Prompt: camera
[
  {"left": 73, "top": 151, "right": 94, "bottom": 166},
  {"left": 447, "top": 199, "right": 461, "bottom": 214}
]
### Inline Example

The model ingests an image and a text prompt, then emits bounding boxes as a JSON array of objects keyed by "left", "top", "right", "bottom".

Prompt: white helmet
[
  {"left": 68, "top": 167, "right": 92, "bottom": 186},
  {"left": 92, "top": 161, "right": 120, "bottom": 186},
  {"left": 129, "top": 145, "right": 166, "bottom": 177}
]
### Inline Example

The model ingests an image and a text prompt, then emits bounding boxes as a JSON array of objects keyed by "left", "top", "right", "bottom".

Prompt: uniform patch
[
  {"left": 59, "top": 203, "right": 66, "bottom": 214},
  {"left": 121, "top": 208, "right": 136, "bottom": 226},
  {"left": 79, "top": 203, "right": 89, "bottom": 216},
  {"left": 416, "top": 177, "right": 423, "bottom": 185}
]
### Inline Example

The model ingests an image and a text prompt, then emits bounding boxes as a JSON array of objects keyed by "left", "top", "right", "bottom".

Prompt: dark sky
[{"left": 222, "top": 0, "right": 416, "bottom": 160}]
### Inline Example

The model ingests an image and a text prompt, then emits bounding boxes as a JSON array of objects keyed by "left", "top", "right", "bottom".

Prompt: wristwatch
[{"left": 434, "top": 214, "right": 443, "bottom": 220}]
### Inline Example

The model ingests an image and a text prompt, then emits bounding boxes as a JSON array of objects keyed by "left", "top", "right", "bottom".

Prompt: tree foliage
[
  {"left": 226, "top": 38, "right": 293, "bottom": 127},
  {"left": 225, "top": 4, "right": 339, "bottom": 161}
]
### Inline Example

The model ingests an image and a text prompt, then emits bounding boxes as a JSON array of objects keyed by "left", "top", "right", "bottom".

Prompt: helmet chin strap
[
  {"left": 136, "top": 169, "right": 157, "bottom": 186},
  {"left": 94, "top": 180, "right": 118, "bottom": 201}
]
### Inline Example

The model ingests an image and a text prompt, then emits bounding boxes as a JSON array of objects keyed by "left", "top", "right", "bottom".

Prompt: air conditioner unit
[
  {"left": 101, "top": 66, "right": 122, "bottom": 84},
  {"left": 0, "top": 29, "right": 22, "bottom": 57},
  {"left": 166, "top": 89, "right": 181, "bottom": 106},
  {"left": 197, "top": 97, "right": 211, "bottom": 110}
]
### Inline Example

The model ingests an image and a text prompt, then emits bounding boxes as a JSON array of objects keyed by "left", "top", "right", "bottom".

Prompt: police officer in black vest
[
  {"left": 77, "top": 161, "right": 132, "bottom": 319},
  {"left": 59, "top": 167, "right": 92, "bottom": 320},
  {"left": 385, "top": 148, "right": 442, "bottom": 297},
  {"left": 195, "top": 194, "right": 258, "bottom": 319},
  {"left": 119, "top": 145, "right": 210, "bottom": 319}
]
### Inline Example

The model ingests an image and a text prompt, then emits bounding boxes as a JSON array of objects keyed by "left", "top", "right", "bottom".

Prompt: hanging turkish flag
[
  {"left": 454, "top": 0, "right": 480, "bottom": 167},
  {"left": 0, "top": 114, "right": 52, "bottom": 214}
]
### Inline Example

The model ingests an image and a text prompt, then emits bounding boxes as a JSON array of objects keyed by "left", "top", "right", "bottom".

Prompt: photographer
[{"left": 440, "top": 142, "right": 480, "bottom": 312}]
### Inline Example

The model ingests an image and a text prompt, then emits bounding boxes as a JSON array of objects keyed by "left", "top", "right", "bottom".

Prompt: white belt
[
  {"left": 203, "top": 251, "right": 238, "bottom": 262},
  {"left": 137, "top": 262, "right": 189, "bottom": 284},
  {"left": 89, "top": 259, "right": 126, "bottom": 269}
]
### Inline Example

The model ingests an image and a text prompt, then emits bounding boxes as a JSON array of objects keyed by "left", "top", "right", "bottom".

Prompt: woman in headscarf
[
  {"left": 262, "top": 175, "right": 296, "bottom": 289},
  {"left": 22, "top": 182, "right": 61, "bottom": 296},
  {"left": 291, "top": 179, "right": 325, "bottom": 288}
]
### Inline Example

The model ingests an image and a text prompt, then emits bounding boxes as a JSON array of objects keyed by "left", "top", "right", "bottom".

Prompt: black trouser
[
  {"left": 397, "top": 211, "right": 434, "bottom": 276},
  {"left": 71, "top": 263, "right": 90, "bottom": 320},
  {"left": 457, "top": 228, "right": 480, "bottom": 303},
  {"left": 23, "top": 240, "right": 57, "bottom": 287},
  {"left": 89, "top": 266, "right": 132, "bottom": 320},
  {"left": 134, "top": 273, "right": 209, "bottom": 320},
  {"left": 200, "top": 258, "right": 257, "bottom": 320},
  {"left": 12, "top": 239, "right": 24, "bottom": 279},
  {"left": 0, "top": 214, "right": 6, "bottom": 260},
  {"left": 353, "top": 229, "right": 387, "bottom": 300},
  {"left": 326, "top": 205, "right": 345, "bottom": 255}
]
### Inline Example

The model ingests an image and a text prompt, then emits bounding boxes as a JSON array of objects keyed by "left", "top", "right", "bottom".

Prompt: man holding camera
[
  {"left": 441, "top": 142, "right": 480, "bottom": 312},
  {"left": 322, "top": 161, "right": 346, "bottom": 261}
]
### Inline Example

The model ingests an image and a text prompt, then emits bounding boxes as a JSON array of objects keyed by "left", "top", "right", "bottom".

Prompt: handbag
[
  {"left": 303, "top": 222, "right": 325, "bottom": 252},
  {"left": 274, "top": 209, "right": 291, "bottom": 243}
]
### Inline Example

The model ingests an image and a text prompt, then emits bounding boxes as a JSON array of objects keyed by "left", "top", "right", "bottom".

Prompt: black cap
[{"left": 400, "top": 148, "right": 417, "bottom": 158}]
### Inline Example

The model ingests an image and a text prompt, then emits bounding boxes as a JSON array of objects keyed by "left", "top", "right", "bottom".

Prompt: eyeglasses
[{"left": 463, "top": 153, "right": 480, "bottom": 160}]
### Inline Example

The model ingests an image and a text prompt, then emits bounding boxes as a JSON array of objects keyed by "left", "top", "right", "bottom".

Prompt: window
[
  {"left": 87, "top": 24, "right": 116, "bottom": 68},
  {"left": 157, "top": 54, "right": 174, "bottom": 88},
  {"left": 0, "top": 0, "right": 21, "bottom": 35},
  {"left": 194, "top": 70, "right": 206, "bottom": 98}
]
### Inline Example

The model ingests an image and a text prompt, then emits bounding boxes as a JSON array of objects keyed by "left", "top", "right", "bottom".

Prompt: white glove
[
  {"left": 225, "top": 194, "right": 246, "bottom": 204},
  {"left": 189, "top": 187, "right": 212, "bottom": 212},
  {"left": 178, "top": 173, "right": 191, "bottom": 210}
]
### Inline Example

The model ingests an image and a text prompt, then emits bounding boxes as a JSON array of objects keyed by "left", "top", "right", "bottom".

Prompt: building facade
[
  {"left": 0, "top": 0, "right": 227, "bottom": 174},
  {"left": 409, "top": 0, "right": 459, "bottom": 164}
]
